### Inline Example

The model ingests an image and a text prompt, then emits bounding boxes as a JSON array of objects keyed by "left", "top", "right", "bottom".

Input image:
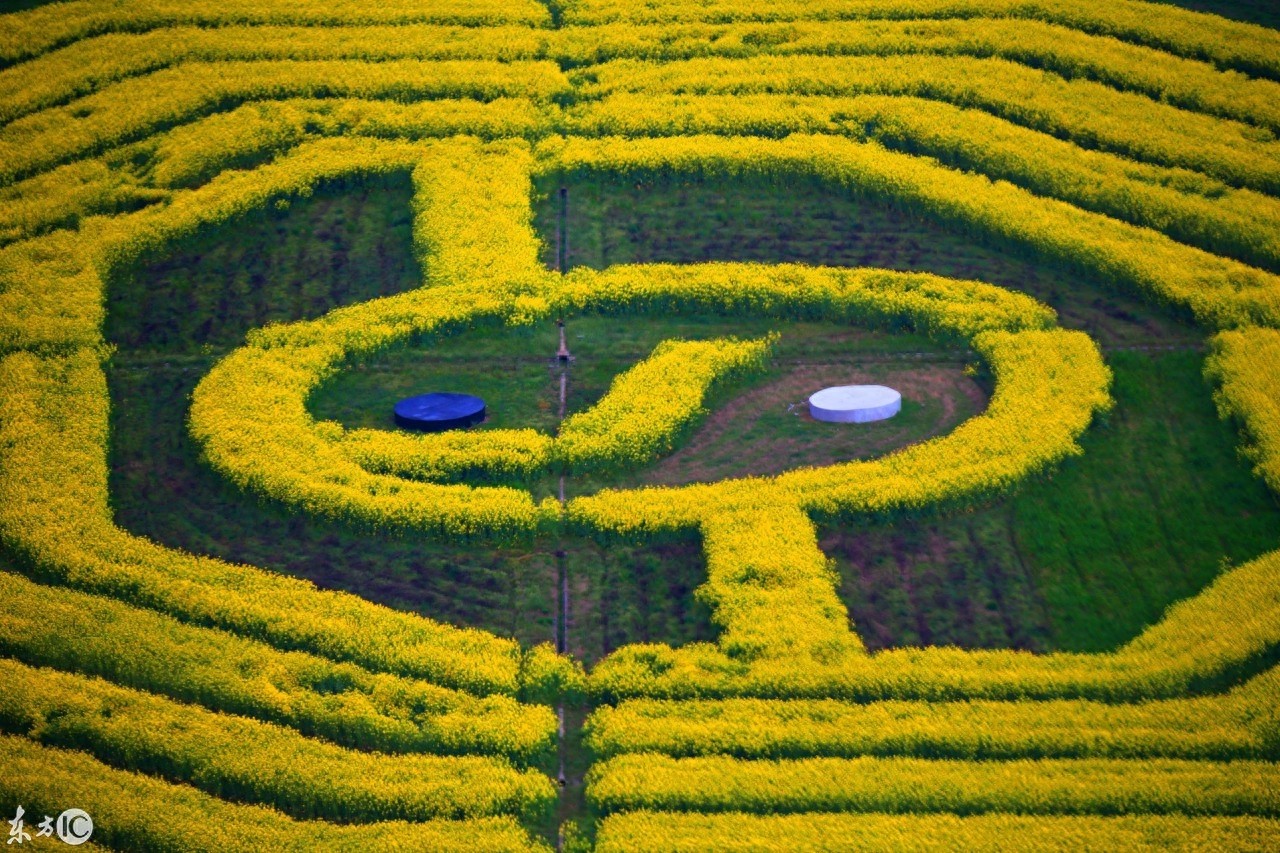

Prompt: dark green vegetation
[
  {"left": 101, "top": 170, "right": 1280, "bottom": 670},
  {"left": 1157, "top": 0, "right": 1280, "bottom": 28},
  {"left": 0, "top": 1, "right": 64, "bottom": 12}
]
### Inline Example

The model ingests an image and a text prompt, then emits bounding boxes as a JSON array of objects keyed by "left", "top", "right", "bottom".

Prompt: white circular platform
[{"left": 808, "top": 385, "right": 902, "bottom": 423}]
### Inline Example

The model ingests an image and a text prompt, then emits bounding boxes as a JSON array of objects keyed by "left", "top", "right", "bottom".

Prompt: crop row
[
  {"left": 592, "top": 811, "right": 1280, "bottom": 852},
  {"left": 0, "top": 657, "right": 555, "bottom": 822},
  {"left": 0, "top": 59, "right": 565, "bottom": 186},
  {"left": 6, "top": 0, "right": 1276, "bottom": 82},
  {"left": 0, "top": 158, "right": 165, "bottom": 246},
  {"left": 583, "top": 666, "right": 1280, "bottom": 761},
  {"left": 0, "top": 570, "right": 555, "bottom": 761},
  {"left": 4, "top": 18, "right": 1276, "bottom": 131},
  {"left": 149, "top": 98, "right": 550, "bottom": 190},
  {"left": 3, "top": 53, "right": 1271, "bottom": 201},
  {"left": 586, "top": 753, "right": 1280, "bottom": 816},
  {"left": 576, "top": 56, "right": 1280, "bottom": 197},
  {"left": 0, "top": 0, "right": 551, "bottom": 64},
  {"left": 338, "top": 426, "right": 554, "bottom": 484},
  {"left": 0, "top": 734, "right": 547, "bottom": 852},
  {"left": 555, "top": 0, "right": 1280, "bottom": 79},
  {"left": 553, "top": 263, "right": 1056, "bottom": 342},
  {"left": 696, "top": 500, "right": 860, "bottom": 665},
  {"left": 8, "top": 86, "right": 1274, "bottom": 275},
  {"left": 1206, "top": 327, "right": 1280, "bottom": 495},
  {"left": 409, "top": 137, "right": 544, "bottom": 287}
]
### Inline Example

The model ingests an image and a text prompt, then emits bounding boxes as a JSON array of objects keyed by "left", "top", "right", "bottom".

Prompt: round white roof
[
  {"left": 809, "top": 385, "right": 901, "bottom": 410},
  {"left": 808, "top": 385, "right": 902, "bottom": 423}
]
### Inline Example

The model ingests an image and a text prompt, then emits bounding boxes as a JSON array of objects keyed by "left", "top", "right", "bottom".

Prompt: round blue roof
[{"left": 394, "top": 392, "right": 486, "bottom": 431}]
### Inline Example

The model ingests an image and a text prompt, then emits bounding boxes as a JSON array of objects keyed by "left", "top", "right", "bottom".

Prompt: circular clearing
[
  {"left": 809, "top": 385, "right": 902, "bottom": 423},
  {"left": 393, "top": 392, "right": 487, "bottom": 432}
]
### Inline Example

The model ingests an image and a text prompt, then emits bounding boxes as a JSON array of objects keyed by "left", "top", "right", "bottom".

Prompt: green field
[{"left": 103, "top": 174, "right": 1280, "bottom": 666}]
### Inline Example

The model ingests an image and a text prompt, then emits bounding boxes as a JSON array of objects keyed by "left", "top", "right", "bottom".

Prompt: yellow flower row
[
  {"left": 336, "top": 426, "right": 555, "bottom": 483},
  {"left": 0, "top": 58, "right": 566, "bottom": 185},
  {"left": 576, "top": 55, "right": 1280, "bottom": 195},
  {"left": 594, "top": 811, "right": 1280, "bottom": 852},
  {"left": 5, "top": 16, "right": 1275, "bottom": 130},
  {"left": 150, "top": 98, "right": 551, "bottom": 190},
  {"left": 0, "top": 735, "right": 549, "bottom": 852},
  {"left": 0, "top": 657, "right": 556, "bottom": 822},
  {"left": 0, "top": 570, "right": 556, "bottom": 762},
  {"left": 557, "top": 0, "right": 1280, "bottom": 80},
  {"left": 1206, "top": 326, "right": 1280, "bottom": 496},
  {"left": 584, "top": 665, "right": 1280, "bottom": 761},
  {"left": 586, "top": 752, "right": 1280, "bottom": 816},
  {"left": 0, "top": 0, "right": 551, "bottom": 65}
]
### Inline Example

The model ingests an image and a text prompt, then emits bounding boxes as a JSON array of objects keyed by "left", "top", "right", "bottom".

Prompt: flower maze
[{"left": 0, "top": 0, "right": 1278, "bottom": 849}]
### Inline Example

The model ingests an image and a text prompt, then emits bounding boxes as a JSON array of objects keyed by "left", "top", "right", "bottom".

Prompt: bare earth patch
[{"left": 639, "top": 361, "right": 989, "bottom": 486}]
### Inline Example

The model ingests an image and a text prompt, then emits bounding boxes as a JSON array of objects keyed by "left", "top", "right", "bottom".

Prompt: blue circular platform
[{"left": 393, "top": 393, "right": 486, "bottom": 432}]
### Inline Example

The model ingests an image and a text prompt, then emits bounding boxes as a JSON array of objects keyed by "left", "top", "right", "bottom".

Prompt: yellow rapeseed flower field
[{"left": 0, "top": 0, "right": 1278, "bottom": 848}]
